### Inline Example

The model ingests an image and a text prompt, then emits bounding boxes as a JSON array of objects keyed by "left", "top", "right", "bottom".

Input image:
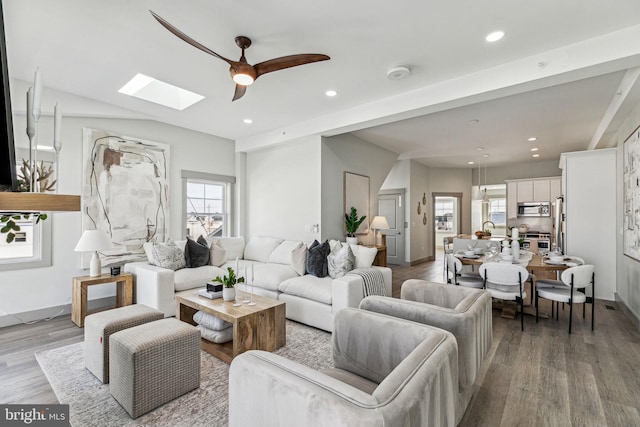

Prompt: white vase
[
  {"left": 222, "top": 287, "right": 236, "bottom": 302},
  {"left": 346, "top": 237, "right": 358, "bottom": 245}
]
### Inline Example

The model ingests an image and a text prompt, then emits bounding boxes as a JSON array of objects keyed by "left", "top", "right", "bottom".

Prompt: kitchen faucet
[{"left": 482, "top": 220, "right": 495, "bottom": 230}]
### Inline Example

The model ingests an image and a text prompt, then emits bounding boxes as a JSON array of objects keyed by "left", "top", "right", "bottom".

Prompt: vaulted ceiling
[{"left": 5, "top": 0, "right": 640, "bottom": 167}]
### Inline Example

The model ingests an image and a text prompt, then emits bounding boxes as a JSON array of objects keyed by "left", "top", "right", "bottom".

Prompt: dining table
[{"left": 456, "top": 252, "right": 579, "bottom": 319}]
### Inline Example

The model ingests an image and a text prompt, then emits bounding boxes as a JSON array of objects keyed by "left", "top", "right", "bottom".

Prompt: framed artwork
[
  {"left": 624, "top": 124, "right": 640, "bottom": 261},
  {"left": 344, "top": 172, "right": 370, "bottom": 235},
  {"left": 81, "top": 128, "right": 170, "bottom": 267}
]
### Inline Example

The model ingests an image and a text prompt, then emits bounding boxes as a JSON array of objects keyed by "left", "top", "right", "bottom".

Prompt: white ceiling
[{"left": 4, "top": 0, "right": 640, "bottom": 168}]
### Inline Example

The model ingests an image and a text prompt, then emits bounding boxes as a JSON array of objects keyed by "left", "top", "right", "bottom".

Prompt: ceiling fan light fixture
[
  {"left": 232, "top": 72, "right": 255, "bottom": 86},
  {"left": 230, "top": 63, "right": 257, "bottom": 86}
]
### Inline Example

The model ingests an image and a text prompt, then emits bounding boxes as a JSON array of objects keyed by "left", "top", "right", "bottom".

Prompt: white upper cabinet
[
  {"left": 516, "top": 180, "right": 534, "bottom": 202},
  {"left": 549, "top": 176, "right": 562, "bottom": 201},
  {"left": 533, "top": 179, "right": 551, "bottom": 202},
  {"left": 507, "top": 181, "right": 518, "bottom": 220}
]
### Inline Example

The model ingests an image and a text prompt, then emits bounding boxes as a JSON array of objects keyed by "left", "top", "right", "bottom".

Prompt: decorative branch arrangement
[{"left": 17, "top": 159, "right": 56, "bottom": 193}]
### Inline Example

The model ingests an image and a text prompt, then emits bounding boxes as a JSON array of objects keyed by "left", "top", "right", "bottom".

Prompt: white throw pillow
[
  {"left": 244, "top": 236, "right": 283, "bottom": 262},
  {"left": 145, "top": 240, "right": 186, "bottom": 271},
  {"left": 194, "top": 310, "right": 231, "bottom": 331},
  {"left": 349, "top": 244, "right": 378, "bottom": 268},
  {"left": 197, "top": 324, "right": 233, "bottom": 344},
  {"left": 291, "top": 242, "right": 307, "bottom": 276},
  {"left": 269, "top": 240, "right": 302, "bottom": 265},
  {"left": 209, "top": 242, "right": 226, "bottom": 267},
  {"left": 217, "top": 237, "right": 245, "bottom": 261},
  {"left": 328, "top": 242, "right": 355, "bottom": 278}
]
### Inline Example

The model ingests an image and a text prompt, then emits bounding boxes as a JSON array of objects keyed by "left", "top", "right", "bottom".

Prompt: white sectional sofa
[{"left": 124, "top": 236, "right": 392, "bottom": 332}]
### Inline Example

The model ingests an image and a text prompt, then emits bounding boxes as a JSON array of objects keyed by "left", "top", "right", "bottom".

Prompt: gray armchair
[
  {"left": 359, "top": 280, "right": 492, "bottom": 424},
  {"left": 228, "top": 307, "right": 458, "bottom": 427}
]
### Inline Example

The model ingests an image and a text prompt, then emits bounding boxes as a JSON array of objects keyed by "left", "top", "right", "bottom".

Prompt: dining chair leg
[
  {"left": 520, "top": 298, "right": 524, "bottom": 331},
  {"left": 583, "top": 302, "right": 585, "bottom": 318},
  {"left": 535, "top": 291, "right": 539, "bottom": 323},
  {"left": 569, "top": 298, "right": 573, "bottom": 334},
  {"left": 551, "top": 300, "right": 554, "bottom": 319}
]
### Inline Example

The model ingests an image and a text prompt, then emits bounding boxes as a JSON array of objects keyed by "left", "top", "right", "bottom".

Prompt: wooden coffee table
[{"left": 176, "top": 289, "right": 286, "bottom": 364}]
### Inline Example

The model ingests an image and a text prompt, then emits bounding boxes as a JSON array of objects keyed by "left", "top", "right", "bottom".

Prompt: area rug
[{"left": 36, "top": 320, "right": 332, "bottom": 427}]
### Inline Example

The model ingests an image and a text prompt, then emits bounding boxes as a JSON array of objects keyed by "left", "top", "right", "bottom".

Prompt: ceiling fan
[{"left": 150, "top": 11, "right": 330, "bottom": 101}]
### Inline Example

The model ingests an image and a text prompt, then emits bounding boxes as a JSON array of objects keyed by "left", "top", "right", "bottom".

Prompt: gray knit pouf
[
  {"left": 109, "top": 318, "right": 201, "bottom": 419},
  {"left": 84, "top": 304, "right": 163, "bottom": 383}
]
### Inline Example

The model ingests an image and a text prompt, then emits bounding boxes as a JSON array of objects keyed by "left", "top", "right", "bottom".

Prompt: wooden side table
[
  {"left": 72, "top": 273, "right": 134, "bottom": 327},
  {"left": 372, "top": 245, "right": 387, "bottom": 267}
]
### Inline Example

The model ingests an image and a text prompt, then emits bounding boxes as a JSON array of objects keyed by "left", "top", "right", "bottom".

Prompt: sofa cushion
[
  {"left": 279, "top": 275, "right": 333, "bottom": 305},
  {"left": 144, "top": 240, "right": 186, "bottom": 271},
  {"left": 328, "top": 242, "right": 355, "bottom": 279},
  {"left": 269, "top": 240, "right": 301, "bottom": 265},
  {"left": 185, "top": 236, "right": 210, "bottom": 268},
  {"left": 174, "top": 265, "right": 224, "bottom": 292},
  {"left": 291, "top": 242, "right": 307, "bottom": 276},
  {"left": 244, "top": 236, "right": 283, "bottom": 262},
  {"left": 249, "top": 263, "right": 299, "bottom": 291},
  {"left": 350, "top": 244, "right": 378, "bottom": 268},
  {"left": 209, "top": 242, "right": 226, "bottom": 267},
  {"left": 306, "top": 240, "right": 330, "bottom": 277},
  {"left": 216, "top": 237, "right": 245, "bottom": 261}
]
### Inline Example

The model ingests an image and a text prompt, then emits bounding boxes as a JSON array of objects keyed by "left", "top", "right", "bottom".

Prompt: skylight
[{"left": 118, "top": 73, "right": 204, "bottom": 110}]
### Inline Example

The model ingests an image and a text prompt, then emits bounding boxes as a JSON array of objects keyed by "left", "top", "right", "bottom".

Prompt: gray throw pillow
[
  {"left": 185, "top": 235, "right": 210, "bottom": 268},
  {"left": 306, "top": 240, "right": 330, "bottom": 277},
  {"left": 149, "top": 240, "right": 186, "bottom": 271},
  {"left": 328, "top": 242, "right": 355, "bottom": 278}
]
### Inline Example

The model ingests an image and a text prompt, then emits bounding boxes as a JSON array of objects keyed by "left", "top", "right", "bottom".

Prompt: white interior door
[{"left": 378, "top": 193, "right": 405, "bottom": 265}]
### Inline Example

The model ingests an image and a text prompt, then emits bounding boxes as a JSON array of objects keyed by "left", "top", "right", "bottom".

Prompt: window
[
  {"left": 0, "top": 213, "right": 52, "bottom": 271},
  {"left": 489, "top": 199, "right": 506, "bottom": 226},
  {"left": 434, "top": 199, "right": 454, "bottom": 231},
  {"left": 182, "top": 170, "right": 235, "bottom": 239}
]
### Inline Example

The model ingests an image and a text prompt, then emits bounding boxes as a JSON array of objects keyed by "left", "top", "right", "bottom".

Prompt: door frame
[
  {"left": 432, "top": 192, "right": 463, "bottom": 257},
  {"left": 379, "top": 188, "right": 406, "bottom": 266}
]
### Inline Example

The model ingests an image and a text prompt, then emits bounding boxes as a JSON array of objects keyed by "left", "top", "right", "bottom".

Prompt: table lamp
[
  {"left": 370, "top": 216, "right": 390, "bottom": 246},
  {"left": 75, "top": 230, "right": 112, "bottom": 277}
]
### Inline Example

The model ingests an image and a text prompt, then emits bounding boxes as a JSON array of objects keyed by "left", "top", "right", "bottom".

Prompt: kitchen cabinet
[
  {"left": 533, "top": 179, "right": 550, "bottom": 202},
  {"left": 505, "top": 176, "right": 562, "bottom": 220},
  {"left": 507, "top": 181, "right": 518, "bottom": 220},
  {"left": 549, "top": 177, "right": 562, "bottom": 201},
  {"left": 516, "top": 181, "right": 533, "bottom": 202}
]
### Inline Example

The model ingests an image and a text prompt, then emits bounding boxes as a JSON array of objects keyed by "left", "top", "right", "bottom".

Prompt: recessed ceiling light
[
  {"left": 476, "top": 147, "right": 484, "bottom": 151},
  {"left": 243, "top": 118, "right": 253, "bottom": 124},
  {"left": 468, "top": 161, "right": 475, "bottom": 165},
  {"left": 325, "top": 90, "right": 338, "bottom": 97},
  {"left": 530, "top": 147, "right": 538, "bottom": 152},
  {"left": 486, "top": 31, "right": 505, "bottom": 42},
  {"left": 532, "top": 154, "right": 540, "bottom": 158},
  {"left": 386, "top": 66, "right": 410, "bottom": 80},
  {"left": 119, "top": 73, "right": 204, "bottom": 110},
  {"left": 528, "top": 137, "right": 537, "bottom": 141},
  {"left": 482, "top": 154, "right": 489, "bottom": 158},
  {"left": 468, "top": 119, "right": 480, "bottom": 125}
]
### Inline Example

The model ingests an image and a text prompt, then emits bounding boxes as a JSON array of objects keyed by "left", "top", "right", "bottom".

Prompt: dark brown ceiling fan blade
[
  {"left": 254, "top": 54, "right": 330, "bottom": 78},
  {"left": 232, "top": 84, "right": 247, "bottom": 102},
  {"left": 150, "top": 10, "right": 236, "bottom": 66}
]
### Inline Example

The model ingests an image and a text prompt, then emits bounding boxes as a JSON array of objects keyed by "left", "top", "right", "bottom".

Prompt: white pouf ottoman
[
  {"left": 84, "top": 304, "right": 163, "bottom": 383},
  {"left": 109, "top": 318, "right": 201, "bottom": 419}
]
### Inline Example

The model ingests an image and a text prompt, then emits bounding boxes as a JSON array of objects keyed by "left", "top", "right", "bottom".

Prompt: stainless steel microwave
[{"left": 517, "top": 202, "right": 551, "bottom": 217}]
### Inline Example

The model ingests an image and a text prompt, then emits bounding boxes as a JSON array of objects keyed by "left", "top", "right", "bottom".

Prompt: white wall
[
  {"left": 245, "top": 136, "right": 322, "bottom": 242},
  {"left": 617, "top": 99, "right": 640, "bottom": 321},
  {"left": 410, "top": 161, "right": 430, "bottom": 262},
  {"left": 321, "top": 134, "right": 398, "bottom": 244},
  {"left": 1, "top": 114, "right": 234, "bottom": 326},
  {"left": 429, "top": 167, "right": 473, "bottom": 236},
  {"left": 382, "top": 160, "right": 411, "bottom": 261}
]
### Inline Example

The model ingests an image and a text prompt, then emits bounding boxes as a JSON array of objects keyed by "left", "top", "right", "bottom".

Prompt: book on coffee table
[{"left": 199, "top": 289, "right": 223, "bottom": 299}]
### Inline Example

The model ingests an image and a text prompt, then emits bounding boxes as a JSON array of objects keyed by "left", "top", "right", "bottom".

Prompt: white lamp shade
[
  {"left": 74, "top": 230, "right": 113, "bottom": 252},
  {"left": 370, "top": 216, "right": 390, "bottom": 230}
]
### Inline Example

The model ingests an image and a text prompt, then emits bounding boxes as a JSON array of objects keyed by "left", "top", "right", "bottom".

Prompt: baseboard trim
[
  {"left": 0, "top": 296, "right": 115, "bottom": 329},
  {"left": 410, "top": 256, "right": 434, "bottom": 266},
  {"left": 615, "top": 292, "right": 640, "bottom": 333}
]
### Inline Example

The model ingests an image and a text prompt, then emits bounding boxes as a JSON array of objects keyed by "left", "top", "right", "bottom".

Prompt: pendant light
[
  {"left": 472, "top": 161, "right": 483, "bottom": 200},
  {"left": 481, "top": 161, "right": 489, "bottom": 203}
]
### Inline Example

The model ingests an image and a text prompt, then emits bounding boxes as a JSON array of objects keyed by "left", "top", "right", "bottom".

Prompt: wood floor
[{"left": 1, "top": 257, "right": 639, "bottom": 426}]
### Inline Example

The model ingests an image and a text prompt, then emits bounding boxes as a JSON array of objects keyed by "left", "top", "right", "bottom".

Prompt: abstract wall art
[
  {"left": 81, "top": 128, "right": 170, "bottom": 267},
  {"left": 624, "top": 124, "right": 640, "bottom": 261}
]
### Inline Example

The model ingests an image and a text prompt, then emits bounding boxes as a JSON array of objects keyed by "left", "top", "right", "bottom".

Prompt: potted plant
[
  {"left": 345, "top": 206, "right": 366, "bottom": 245},
  {"left": 211, "top": 267, "right": 244, "bottom": 301}
]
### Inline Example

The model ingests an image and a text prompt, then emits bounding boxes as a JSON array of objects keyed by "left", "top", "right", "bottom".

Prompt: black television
[{"left": 0, "top": 1, "right": 17, "bottom": 192}]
